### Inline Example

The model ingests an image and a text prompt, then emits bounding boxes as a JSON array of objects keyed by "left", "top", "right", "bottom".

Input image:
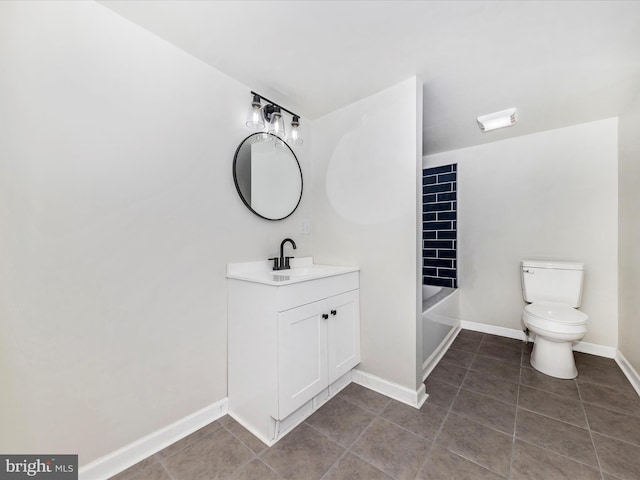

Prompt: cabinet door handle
[
  {"left": 330, "top": 310, "right": 337, "bottom": 316},
  {"left": 322, "top": 313, "right": 329, "bottom": 320}
]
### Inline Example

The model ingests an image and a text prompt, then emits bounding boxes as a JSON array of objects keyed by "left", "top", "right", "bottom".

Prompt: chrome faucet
[{"left": 269, "top": 238, "right": 297, "bottom": 271}]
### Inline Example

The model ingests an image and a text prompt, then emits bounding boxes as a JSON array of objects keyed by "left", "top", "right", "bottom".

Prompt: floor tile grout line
[
  {"left": 515, "top": 404, "right": 590, "bottom": 430},
  {"left": 468, "top": 351, "right": 525, "bottom": 372},
  {"left": 436, "top": 357, "right": 473, "bottom": 371},
  {"left": 472, "top": 351, "right": 525, "bottom": 369},
  {"left": 576, "top": 390, "right": 640, "bottom": 418},
  {"left": 366, "top": 413, "right": 439, "bottom": 445},
  {"left": 577, "top": 381, "right": 610, "bottom": 480},
  {"left": 225, "top": 456, "right": 260, "bottom": 480},
  {"left": 341, "top": 416, "right": 400, "bottom": 480},
  {"left": 578, "top": 399, "right": 640, "bottom": 420},
  {"left": 374, "top": 408, "right": 446, "bottom": 445},
  {"left": 462, "top": 367, "right": 522, "bottom": 386},
  {"left": 342, "top": 449, "right": 397, "bottom": 480},
  {"left": 577, "top": 377, "right": 640, "bottom": 396},
  {"left": 514, "top": 437, "right": 604, "bottom": 474},
  {"left": 445, "top": 406, "right": 516, "bottom": 438},
  {"left": 585, "top": 429, "right": 640, "bottom": 448},
  {"left": 517, "top": 382, "right": 581, "bottom": 402},
  {"left": 221, "top": 421, "right": 267, "bottom": 458},
  {"left": 249, "top": 457, "right": 286, "bottom": 480},
  {"left": 157, "top": 459, "right": 178, "bottom": 480},
  {"left": 317, "top": 447, "right": 352, "bottom": 480},
  {"left": 479, "top": 343, "right": 526, "bottom": 355},
  {"left": 154, "top": 426, "right": 222, "bottom": 463},
  {"left": 412, "top": 380, "right": 463, "bottom": 478},
  {"left": 301, "top": 414, "right": 361, "bottom": 451},
  {"left": 336, "top": 387, "right": 392, "bottom": 416},
  {"left": 427, "top": 374, "right": 465, "bottom": 390},
  {"left": 509, "top": 364, "right": 524, "bottom": 480},
  {"left": 458, "top": 381, "right": 519, "bottom": 407}
]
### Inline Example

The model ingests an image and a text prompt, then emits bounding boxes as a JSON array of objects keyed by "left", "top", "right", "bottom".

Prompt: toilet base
[{"left": 530, "top": 335, "right": 578, "bottom": 379}]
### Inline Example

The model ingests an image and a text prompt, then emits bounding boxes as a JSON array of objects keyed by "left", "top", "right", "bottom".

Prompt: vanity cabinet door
[
  {"left": 277, "top": 299, "right": 328, "bottom": 419},
  {"left": 327, "top": 290, "right": 361, "bottom": 384}
]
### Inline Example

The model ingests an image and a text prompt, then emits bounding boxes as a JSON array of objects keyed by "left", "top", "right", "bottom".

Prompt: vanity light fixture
[
  {"left": 477, "top": 107, "right": 517, "bottom": 132},
  {"left": 245, "top": 91, "right": 303, "bottom": 146}
]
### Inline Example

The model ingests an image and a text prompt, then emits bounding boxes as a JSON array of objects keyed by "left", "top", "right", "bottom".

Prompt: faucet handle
[
  {"left": 283, "top": 256, "right": 294, "bottom": 270},
  {"left": 268, "top": 257, "right": 280, "bottom": 271}
]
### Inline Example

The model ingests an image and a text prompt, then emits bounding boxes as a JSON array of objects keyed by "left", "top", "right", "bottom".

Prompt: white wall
[
  {"left": 424, "top": 119, "right": 619, "bottom": 347},
  {"left": 618, "top": 91, "right": 640, "bottom": 372},
  {"left": 311, "top": 77, "right": 423, "bottom": 391},
  {"left": 0, "top": 1, "right": 310, "bottom": 465}
]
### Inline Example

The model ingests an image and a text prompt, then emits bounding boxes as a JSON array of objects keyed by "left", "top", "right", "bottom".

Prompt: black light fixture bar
[{"left": 250, "top": 91, "right": 300, "bottom": 119}]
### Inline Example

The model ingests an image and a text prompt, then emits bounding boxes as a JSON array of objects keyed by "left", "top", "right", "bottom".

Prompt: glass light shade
[
  {"left": 288, "top": 123, "right": 303, "bottom": 146},
  {"left": 245, "top": 103, "right": 265, "bottom": 130},
  {"left": 268, "top": 109, "right": 286, "bottom": 138}
]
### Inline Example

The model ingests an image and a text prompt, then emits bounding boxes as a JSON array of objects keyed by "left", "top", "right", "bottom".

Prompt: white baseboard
[
  {"left": 573, "top": 341, "right": 616, "bottom": 358},
  {"left": 460, "top": 320, "right": 526, "bottom": 341},
  {"left": 351, "top": 369, "right": 427, "bottom": 409},
  {"left": 459, "top": 320, "right": 616, "bottom": 358},
  {"left": 422, "top": 324, "right": 461, "bottom": 382},
  {"left": 79, "top": 398, "right": 228, "bottom": 480},
  {"left": 615, "top": 350, "right": 640, "bottom": 397}
]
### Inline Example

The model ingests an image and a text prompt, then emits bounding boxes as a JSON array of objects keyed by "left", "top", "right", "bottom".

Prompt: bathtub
[{"left": 421, "top": 285, "right": 461, "bottom": 380}]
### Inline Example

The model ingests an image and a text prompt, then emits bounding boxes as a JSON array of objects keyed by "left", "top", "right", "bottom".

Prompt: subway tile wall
[{"left": 423, "top": 164, "right": 457, "bottom": 287}]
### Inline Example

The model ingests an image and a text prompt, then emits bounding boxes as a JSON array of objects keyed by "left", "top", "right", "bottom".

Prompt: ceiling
[{"left": 98, "top": 1, "right": 640, "bottom": 155}]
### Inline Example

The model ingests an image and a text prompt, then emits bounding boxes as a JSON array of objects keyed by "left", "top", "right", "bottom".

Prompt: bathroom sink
[
  {"left": 227, "top": 257, "right": 359, "bottom": 285},
  {"left": 269, "top": 266, "right": 331, "bottom": 277}
]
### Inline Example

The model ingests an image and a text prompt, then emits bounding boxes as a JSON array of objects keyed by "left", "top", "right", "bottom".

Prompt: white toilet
[{"left": 520, "top": 260, "right": 588, "bottom": 379}]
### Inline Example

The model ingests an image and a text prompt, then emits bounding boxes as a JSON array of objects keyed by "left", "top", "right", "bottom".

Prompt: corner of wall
[
  {"left": 617, "top": 88, "right": 640, "bottom": 375},
  {"left": 311, "top": 77, "right": 423, "bottom": 391}
]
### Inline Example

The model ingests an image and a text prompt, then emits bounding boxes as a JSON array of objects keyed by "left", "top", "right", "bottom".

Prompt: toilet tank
[{"left": 521, "top": 260, "right": 585, "bottom": 307}]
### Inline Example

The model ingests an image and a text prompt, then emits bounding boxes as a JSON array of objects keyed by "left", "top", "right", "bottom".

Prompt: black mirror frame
[{"left": 232, "top": 132, "right": 303, "bottom": 221}]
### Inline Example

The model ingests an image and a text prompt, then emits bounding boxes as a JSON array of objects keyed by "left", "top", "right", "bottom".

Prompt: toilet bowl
[
  {"left": 523, "top": 301, "right": 587, "bottom": 379},
  {"left": 520, "top": 260, "right": 588, "bottom": 379}
]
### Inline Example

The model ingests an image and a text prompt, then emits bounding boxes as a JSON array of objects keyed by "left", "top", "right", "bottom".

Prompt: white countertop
[{"left": 227, "top": 257, "right": 359, "bottom": 286}]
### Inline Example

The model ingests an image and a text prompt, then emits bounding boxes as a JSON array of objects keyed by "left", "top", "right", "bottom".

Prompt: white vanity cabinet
[
  {"left": 227, "top": 258, "right": 360, "bottom": 446},
  {"left": 278, "top": 289, "right": 359, "bottom": 418}
]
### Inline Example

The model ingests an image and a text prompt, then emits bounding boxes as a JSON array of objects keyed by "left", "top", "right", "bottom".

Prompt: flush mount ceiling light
[
  {"left": 477, "top": 108, "right": 517, "bottom": 132},
  {"left": 245, "top": 91, "right": 303, "bottom": 146}
]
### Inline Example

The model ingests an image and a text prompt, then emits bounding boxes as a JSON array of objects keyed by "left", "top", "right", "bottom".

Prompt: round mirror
[{"left": 233, "top": 133, "right": 303, "bottom": 221}]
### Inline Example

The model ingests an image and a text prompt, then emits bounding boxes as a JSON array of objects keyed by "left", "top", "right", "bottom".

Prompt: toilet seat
[
  {"left": 524, "top": 302, "right": 588, "bottom": 326},
  {"left": 523, "top": 301, "right": 587, "bottom": 337}
]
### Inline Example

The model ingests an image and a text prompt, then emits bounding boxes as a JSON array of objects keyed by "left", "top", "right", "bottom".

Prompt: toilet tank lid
[{"left": 521, "top": 260, "right": 584, "bottom": 270}]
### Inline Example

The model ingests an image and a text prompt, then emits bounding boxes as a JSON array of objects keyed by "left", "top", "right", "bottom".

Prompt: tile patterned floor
[{"left": 110, "top": 331, "right": 640, "bottom": 480}]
